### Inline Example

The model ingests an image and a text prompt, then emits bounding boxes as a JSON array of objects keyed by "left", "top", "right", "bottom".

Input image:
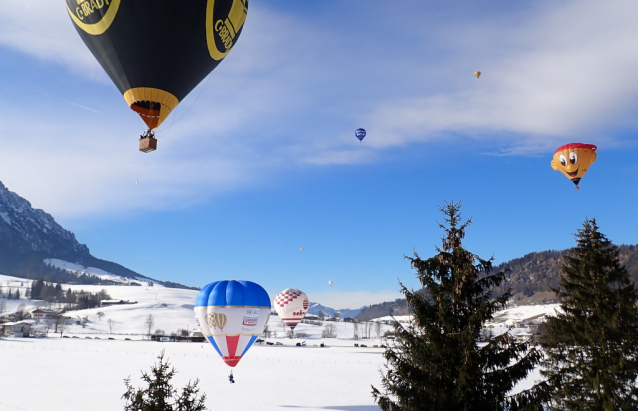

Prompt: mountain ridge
[
  {"left": 307, "top": 302, "right": 363, "bottom": 319},
  {"left": 0, "top": 181, "right": 195, "bottom": 289}
]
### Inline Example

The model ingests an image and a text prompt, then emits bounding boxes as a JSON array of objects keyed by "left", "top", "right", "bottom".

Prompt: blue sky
[{"left": 0, "top": 1, "right": 637, "bottom": 308}]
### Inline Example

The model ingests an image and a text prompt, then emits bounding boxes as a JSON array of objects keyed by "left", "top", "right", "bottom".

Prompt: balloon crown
[{"left": 554, "top": 143, "right": 597, "bottom": 153}]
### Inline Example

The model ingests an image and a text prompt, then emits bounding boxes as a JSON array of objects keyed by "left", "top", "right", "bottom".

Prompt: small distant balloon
[
  {"left": 300, "top": 247, "right": 304, "bottom": 252},
  {"left": 475, "top": 71, "right": 481, "bottom": 78},
  {"left": 355, "top": 128, "right": 366, "bottom": 142},
  {"left": 328, "top": 281, "right": 333, "bottom": 286}
]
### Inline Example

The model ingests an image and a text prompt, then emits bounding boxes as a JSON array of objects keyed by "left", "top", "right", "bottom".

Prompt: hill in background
[
  {"left": 355, "top": 245, "right": 638, "bottom": 321},
  {"left": 492, "top": 245, "right": 638, "bottom": 304}
]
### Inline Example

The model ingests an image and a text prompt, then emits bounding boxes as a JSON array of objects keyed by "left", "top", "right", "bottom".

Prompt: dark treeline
[
  {"left": 163, "top": 281, "right": 200, "bottom": 290},
  {"left": 30, "top": 279, "right": 111, "bottom": 310}
]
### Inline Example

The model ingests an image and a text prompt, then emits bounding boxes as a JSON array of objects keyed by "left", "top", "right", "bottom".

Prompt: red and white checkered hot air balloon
[{"left": 274, "top": 288, "right": 309, "bottom": 330}]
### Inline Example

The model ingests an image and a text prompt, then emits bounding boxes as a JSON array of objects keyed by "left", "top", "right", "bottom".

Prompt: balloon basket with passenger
[
  {"left": 65, "top": 1, "right": 250, "bottom": 154},
  {"left": 139, "top": 130, "right": 158, "bottom": 153}
]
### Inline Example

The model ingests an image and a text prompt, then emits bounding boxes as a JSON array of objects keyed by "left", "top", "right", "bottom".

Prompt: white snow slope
[{"left": 44, "top": 258, "right": 155, "bottom": 285}]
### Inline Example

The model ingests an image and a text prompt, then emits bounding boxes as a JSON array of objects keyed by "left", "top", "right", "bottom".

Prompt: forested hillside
[
  {"left": 492, "top": 245, "right": 638, "bottom": 304},
  {"left": 355, "top": 245, "right": 638, "bottom": 320}
]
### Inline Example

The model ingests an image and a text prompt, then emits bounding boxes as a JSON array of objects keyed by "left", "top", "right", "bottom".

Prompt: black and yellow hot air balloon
[{"left": 65, "top": 0, "right": 249, "bottom": 152}]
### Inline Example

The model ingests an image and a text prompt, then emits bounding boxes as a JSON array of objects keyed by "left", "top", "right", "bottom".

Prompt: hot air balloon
[
  {"left": 328, "top": 281, "right": 333, "bottom": 286},
  {"left": 355, "top": 128, "right": 366, "bottom": 142},
  {"left": 551, "top": 143, "right": 597, "bottom": 190},
  {"left": 274, "top": 288, "right": 309, "bottom": 331},
  {"left": 300, "top": 247, "right": 304, "bottom": 252},
  {"left": 475, "top": 71, "right": 481, "bottom": 78},
  {"left": 65, "top": 0, "right": 249, "bottom": 152},
  {"left": 194, "top": 280, "right": 270, "bottom": 367}
]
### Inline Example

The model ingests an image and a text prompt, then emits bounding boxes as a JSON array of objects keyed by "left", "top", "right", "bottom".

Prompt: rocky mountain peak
[{"left": 0, "top": 181, "right": 89, "bottom": 258}]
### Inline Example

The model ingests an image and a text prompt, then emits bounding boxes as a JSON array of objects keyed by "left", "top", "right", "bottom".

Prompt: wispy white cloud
[
  {"left": 367, "top": 0, "right": 638, "bottom": 153},
  {"left": 0, "top": 2, "right": 104, "bottom": 79},
  {"left": 0, "top": 1, "right": 637, "bottom": 217}
]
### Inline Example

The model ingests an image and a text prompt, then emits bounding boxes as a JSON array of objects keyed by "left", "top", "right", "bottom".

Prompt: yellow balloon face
[{"left": 551, "top": 143, "right": 597, "bottom": 187}]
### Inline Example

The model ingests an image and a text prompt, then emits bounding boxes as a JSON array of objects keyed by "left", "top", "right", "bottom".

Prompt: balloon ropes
[
  {"left": 65, "top": 0, "right": 249, "bottom": 152},
  {"left": 355, "top": 128, "right": 366, "bottom": 142},
  {"left": 274, "top": 288, "right": 309, "bottom": 331},
  {"left": 194, "top": 280, "right": 270, "bottom": 367},
  {"left": 550, "top": 143, "right": 597, "bottom": 190}
]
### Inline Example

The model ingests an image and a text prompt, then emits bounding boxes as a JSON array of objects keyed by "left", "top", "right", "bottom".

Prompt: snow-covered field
[
  {"left": 0, "top": 337, "right": 386, "bottom": 411},
  {"left": 0, "top": 273, "right": 552, "bottom": 410}
]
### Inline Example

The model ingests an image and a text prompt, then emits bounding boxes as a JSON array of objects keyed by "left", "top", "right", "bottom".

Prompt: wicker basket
[{"left": 139, "top": 137, "right": 157, "bottom": 153}]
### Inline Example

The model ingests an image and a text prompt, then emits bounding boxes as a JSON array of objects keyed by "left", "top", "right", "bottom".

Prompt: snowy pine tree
[
  {"left": 540, "top": 219, "right": 638, "bottom": 410},
  {"left": 122, "top": 351, "right": 207, "bottom": 411},
  {"left": 372, "top": 201, "right": 541, "bottom": 410}
]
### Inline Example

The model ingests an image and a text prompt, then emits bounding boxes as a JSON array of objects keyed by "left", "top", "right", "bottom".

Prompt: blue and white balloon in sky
[
  {"left": 195, "top": 280, "right": 271, "bottom": 367},
  {"left": 355, "top": 128, "right": 366, "bottom": 142}
]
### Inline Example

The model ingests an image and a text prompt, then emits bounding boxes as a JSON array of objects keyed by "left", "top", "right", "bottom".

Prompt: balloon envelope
[
  {"left": 194, "top": 280, "right": 270, "bottom": 367},
  {"left": 66, "top": 0, "right": 248, "bottom": 130},
  {"left": 274, "top": 288, "right": 309, "bottom": 330},
  {"left": 328, "top": 281, "right": 333, "bottom": 286},
  {"left": 355, "top": 128, "right": 366, "bottom": 141},
  {"left": 550, "top": 143, "right": 597, "bottom": 188},
  {"left": 475, "top": 71, "right": 481, "bottom": 78}
]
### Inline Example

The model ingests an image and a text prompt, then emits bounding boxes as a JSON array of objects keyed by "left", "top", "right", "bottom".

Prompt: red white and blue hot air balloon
[
  {"left": 274, "top": 288, "right": 309, "bottom": 330},
  {"left": 195, "top": 280, "right": 271, "bottom": 367}
]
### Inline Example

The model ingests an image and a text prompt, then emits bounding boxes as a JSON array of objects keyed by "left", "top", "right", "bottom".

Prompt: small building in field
[
  {"left": 2, "top": 320, "right": 35, "bottom": 337},
  {"left": 191, "top": 331, "right": 205, "bottom": 342},
  {"left": 31, "top": 309, "right": 57, "bottom": 321}
]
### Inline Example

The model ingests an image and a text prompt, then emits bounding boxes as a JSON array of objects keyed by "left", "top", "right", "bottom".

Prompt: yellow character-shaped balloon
[{"left": 551, "top": 143, "right": 597, "bottom": 190}]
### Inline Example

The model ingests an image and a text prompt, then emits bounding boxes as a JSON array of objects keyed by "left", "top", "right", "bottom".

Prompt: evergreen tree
[
  {"left": 122, "top": 351, "right": 207, "bottom": 411},
  {"left": 372, "top": 201, "right": 541, "bottom": 411},
  {"left": 540, "top": 219, "right": 638, "bottom": 410}
]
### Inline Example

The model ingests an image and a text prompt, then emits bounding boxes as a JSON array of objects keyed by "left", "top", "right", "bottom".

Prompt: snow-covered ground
[
  {"left": 489, "top": 304, "right": 562, "bottom": 326},
  {"left": 0, "top": 337, "right": 386, "bottom": 411},
  {"left": 374, "top": 314, "right": 412, "bottom": 323},
  {"left": 0, "top": 273, "right": 555, "bottom": 410}
]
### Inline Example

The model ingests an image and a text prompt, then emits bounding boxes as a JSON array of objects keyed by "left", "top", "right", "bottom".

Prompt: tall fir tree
[
  {"left": 540, "top": 219, "right": 638, "bottom": 410},
  {"left": 372, "top": 202, "right": 542, "bottom": 411}
]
